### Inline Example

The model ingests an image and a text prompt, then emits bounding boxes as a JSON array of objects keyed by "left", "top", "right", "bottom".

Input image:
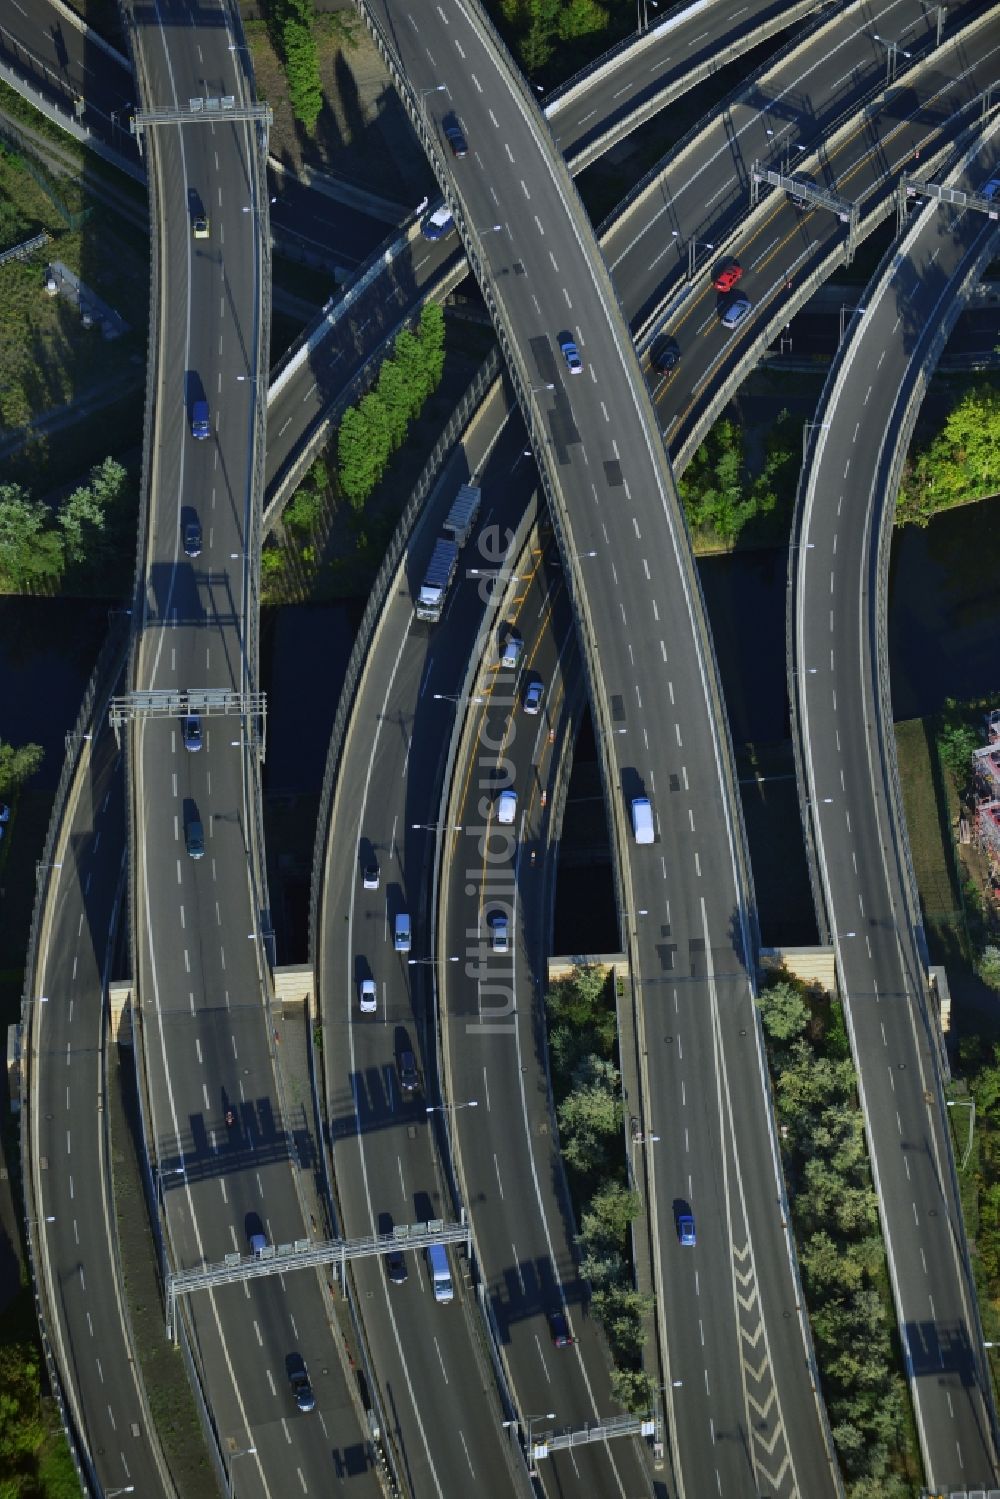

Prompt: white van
[
  {"left": 497, "top": 789, "right": 517, "bottom": 825},
  {"left": 427, "top": 1242, "right": 453, "bottom": 1303},
  {"left": 394, "top": 913, "right": 411, "bottom": 952},
  {"left": 631, "top": 796, "right": 654, "bottom": 845},
  {"left": 500, "top": 632, "right": 523, "bottom": 670}
]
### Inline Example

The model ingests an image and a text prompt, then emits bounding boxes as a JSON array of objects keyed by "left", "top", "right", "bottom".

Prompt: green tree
[
  {"left": 358, "top": 389, "right": 391, "bottom": 484},
  {"left": 0, "top": 485, "right": 63, "bottom": 587},
  {"left": 557, "top": 1056, "right": 621, "bottom": 1174},
  {"left": 0, "top": 740, "right": 44, "bottom": 795},
  {"left": 898, "top": 382, "right": 1000, "bottom": 525},
  {"left": 592, "top": 1282, "right": 649, "bottom": 1359},
  {"left": 582, "top": 1181, "right": 640, "bottom": 1245},
  {"left": 417, "top": 301, "right": 446, "bottom": 391},
  {"left": 392, "top": 328, "right": 433, "bottom": 418},
  {"left": 59, "top": 482, "right": 106, "bottom": 565},
  {"left": 609, "top": 1366, "right": 655, "bottom": 1413},
  {"left": 279, "top": 0, "right": 323, "bottom": 133},
  {"left": 759, "top": 980, "right": 809, "bottom": 1042},
  {"left": 337, "top": 406, "right": 381, "bottom": 507},
  {"left": 556, "top": 0, "right": 608, "bottom": 41},
  {"left": 89, "top": 455, "right": 127, "bottom": 504},
  {"left": 284, "top": 487, "right": 324, "bottom": 535},
  {"left": 546, "top": 965, "right": 616, "bottom": 1050},
  {"left": 937, "top": 719, "right": 979, "bottom": 783},
  {"left": 376, "top": 359, "right": 413, "bottom": 452},
  {"left": 800, "top": 1230, "right": 866, "bottom": 1296}
]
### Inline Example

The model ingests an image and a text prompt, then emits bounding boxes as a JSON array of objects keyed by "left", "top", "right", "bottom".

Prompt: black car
[
  {"left": 386, "top": 1247, "right": 408, "bottom": 1284},
  {"left": 182, "top": 714, "right": 203, "bottom": 752},
  {"left": 397, "top": 1049, "right": 420, "bottom": 1096},
  {"left": 286, "top": 1353, "right": 315, "bottom": 1412},
  {"left": 443, "top": 114, "right": 468, "bottom": 158},
  {"left": 652, "top": 337, "right": 681, "bottom": 373},
  {"left": 183, "top": 518, "right": 202, "bottom": 558},
  {"left": 548, "top": 1310, "right": 574, "bottom": 1348}
]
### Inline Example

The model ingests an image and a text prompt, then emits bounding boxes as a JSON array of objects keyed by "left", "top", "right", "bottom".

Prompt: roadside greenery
[
  {"left": 0, "top": 1287, "right": 78, "bottom": 1499},
  {"left": 897, "top": 383, "right": 1000, "bottom": 527},
  {"left": 337, "top": 303, "right": 446, "bottom": 506},
  {"left": 545, "top": 965, "right": 655, "bottom": 1412},
  {"left": 0, "top": 740, "right": 44, "bottom": 796},
  {"left": 493, "top": 0, "right": 614, "bottom": 79},
  {"left": 759, "top": 973, "right": 916, "bottom": 1496},
  {"left": 678, "top": 408, "right": 799, "bottom": 550},
  {"left": 0, "top": 459, "right": 131, "bottom": 592},
  {"left": 274, "top": 0, "right": 323, "bottom": 132}
]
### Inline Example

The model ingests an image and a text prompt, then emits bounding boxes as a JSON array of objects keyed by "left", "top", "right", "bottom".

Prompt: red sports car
[{"left": 712, "top": 259, "right": 743, "bottom": 293}]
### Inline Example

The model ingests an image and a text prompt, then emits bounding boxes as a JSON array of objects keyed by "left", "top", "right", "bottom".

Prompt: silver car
[{"left": 720, "top": 295, "right": 752, "bottom": 330}]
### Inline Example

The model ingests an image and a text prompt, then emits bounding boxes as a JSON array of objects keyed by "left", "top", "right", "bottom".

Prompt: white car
[
  {"left": 491, "top": 914, "right": 509, "bottom": 954},
  {"left": 359, "top": 978, "right": 377, "bottom": 1014},
  {"left": 497, "top": 789, "right": 517, "bottom": 825}
]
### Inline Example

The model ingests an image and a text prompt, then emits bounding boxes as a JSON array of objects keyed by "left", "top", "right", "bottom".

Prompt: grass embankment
[{"left": 0, "top": 115, "right": 147, "bottom": 503}]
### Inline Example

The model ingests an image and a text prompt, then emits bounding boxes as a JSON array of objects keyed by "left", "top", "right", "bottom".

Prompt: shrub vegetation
[
  {"left": 897, "top": 383, "right": 1000, "bottom": 527},
  {"left": 545, "top": 965, "right": 655, "bottom": 1411},
  {"left": 678, "top": 409, "right": 798, "bottom": 549},
  {"left": 336, "top": 303, "right": 446, "bottom": 508},
  {"left": 0, "top": 459, "right": 130, "bottom": 592},
  {"left": 759, "top": 974, "right": 916, "bottom": 1496}
]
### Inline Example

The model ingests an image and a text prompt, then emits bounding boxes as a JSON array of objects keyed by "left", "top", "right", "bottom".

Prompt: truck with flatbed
[
  {"left": 442, "top": 483, "right": 481, "bottom": 548},
  {"left": 415, "top": 537, "right": 460, "bottom": 623}
]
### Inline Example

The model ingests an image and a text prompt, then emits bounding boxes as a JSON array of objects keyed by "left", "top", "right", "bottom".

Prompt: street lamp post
[
  {"left": 671, "top": 231, "right": 714, "bottom": 281},
  {"left": 781, "top": 142, "right": 807, "bottom": 179},
  {"left": 802, "top": 421, "right": 831, "bottom": 465},
  {"left": 426, "top": 1100, "right": 478, "bottom": 1114},
  {"left": 418, "top": 83, "right": 447, "bottom": 140},
  {"left": 839, "top": 304, "right": 865, "bottom": 343},
  {"left": 525, "top": 1412, "right": 556, "bottom": 1473},
  {"left": 872, "top": 33, "right": 912, "bottom": 86},
  {"left": 433, "top": 692, "right": 485, "bottom": 705},
  {"left": 411, "top": 822, "right": 462, "bottom": 832},
  {"left": 947, "top": 1097, "right": 976, "bottom": 1171},
  {"left": 408, "top": 955, "right": 460, "bottom": 966}
]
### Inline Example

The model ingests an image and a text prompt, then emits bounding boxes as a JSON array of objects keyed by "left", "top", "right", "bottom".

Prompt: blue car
[
  {"left": 558, "top": 332, "right": 583, "bottom": 374},
  {"left": 678, "top": 1212, "right": 696, "bottom": 1247},
  {"left": 421, "top": 205, "right": 454, "bottom": 241},
  {"left": 190, "top": 397, "right": 210, "bottom": 439}
]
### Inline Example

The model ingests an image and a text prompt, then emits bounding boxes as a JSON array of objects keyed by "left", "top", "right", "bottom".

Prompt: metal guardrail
[
  {"left": 0, "top": 230, "right": 49, "bottom": 267},
  {"left": 785, "top": 99, "right": 998, "bottom": 943},
  {"left": 306, "top": 348, "right": 500, "bottom": 964},
  {"left": 354, "top": 9, "right": 842, "bottom": 1489},
  {"left": 786, "top": 115, "right": 1000, "bottom": 1477},
  {"left": 19, "top": 615, "right": 130, "bottom": 1499},
  {"left": 623, "top": 0, "right": 977, "bottom": 357}
]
